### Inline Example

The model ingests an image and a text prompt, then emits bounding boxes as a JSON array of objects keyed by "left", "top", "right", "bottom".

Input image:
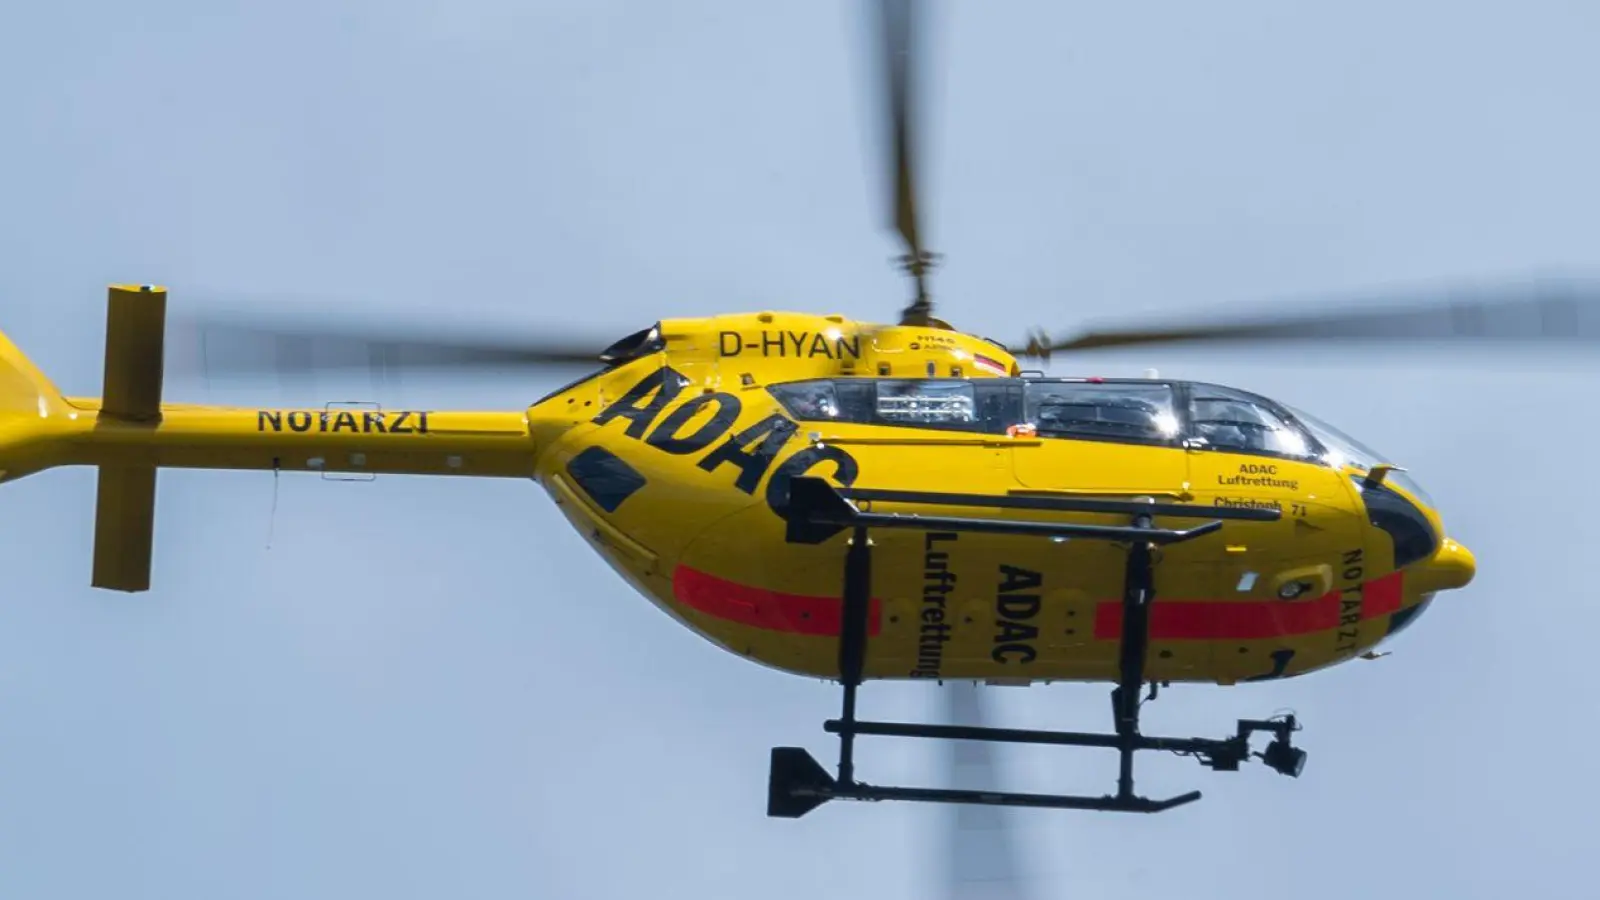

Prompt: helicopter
[{"left": 2, "top": 0, "right": 1599, "bottom": 825}]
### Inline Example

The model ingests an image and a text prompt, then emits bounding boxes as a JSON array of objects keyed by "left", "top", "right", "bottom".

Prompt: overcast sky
[{"left": 3, "top": 2, "right": 1599, "bottom": 898}]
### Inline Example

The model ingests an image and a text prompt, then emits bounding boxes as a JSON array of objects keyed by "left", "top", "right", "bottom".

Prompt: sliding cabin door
[{"left": 1009, "top": 381, "right": 1190, "bottom": 498}]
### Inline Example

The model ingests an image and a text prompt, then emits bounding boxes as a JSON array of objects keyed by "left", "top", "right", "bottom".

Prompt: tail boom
[
  {"left": 63, "top": 402, "right": 538, "bottom": 479},
  {"left": 0, "top": 284, "right": 540, "bottom": 593}
]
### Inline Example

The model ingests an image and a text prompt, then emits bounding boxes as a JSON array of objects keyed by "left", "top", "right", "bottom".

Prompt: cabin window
[
  {"left": 1187, "top": 384, "right": 1315, "bottom": 459},
  {"left": 772, "top": 378, "right": 1190, "bottom": 445},
  {"left": 875, "top": 380, "right": 975, "bottom": 426},
  {"left": 770, "top": 380, "right": 847, "bottom": 421},
  {"left": 1022, "top": 382, "right": 1181, "bottom": 445},
  {"left": 769, "top": 378, "right": 1020, "bottom": 434}
]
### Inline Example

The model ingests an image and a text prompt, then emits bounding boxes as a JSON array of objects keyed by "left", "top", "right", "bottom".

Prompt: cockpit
[{"left": 768, "top": 376, "right": 1433, "bottom": 505}]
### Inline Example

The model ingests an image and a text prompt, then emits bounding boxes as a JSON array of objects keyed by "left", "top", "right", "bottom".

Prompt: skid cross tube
[{"left": 766, "top": 478, "right": 1308, "bottom": 819}]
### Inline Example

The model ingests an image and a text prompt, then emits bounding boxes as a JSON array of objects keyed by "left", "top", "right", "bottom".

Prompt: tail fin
[
  {"left": 1, "top": 285, "right": 169, "bottom": 592},
  {"left": 89, "top": 285, "right": 168, "bottom": 592}
]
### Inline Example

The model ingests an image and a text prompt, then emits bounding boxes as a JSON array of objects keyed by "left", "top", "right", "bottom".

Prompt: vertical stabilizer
[{"left": 90, "top": 284, "right": 168, "bottom": 592}]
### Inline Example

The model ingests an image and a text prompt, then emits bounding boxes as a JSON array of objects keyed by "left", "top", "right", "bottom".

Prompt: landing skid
[{"left": 766, "top": 478, "right": 1307, "bottom": 818}]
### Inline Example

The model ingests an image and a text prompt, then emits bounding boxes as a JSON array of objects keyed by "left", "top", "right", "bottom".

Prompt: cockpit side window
[
  {"left": 1186, "top": 384, "right": 1318, "bottom": 460},
  {"left": 1023, "top": 382, "right": 1181, "bottom": 445}
]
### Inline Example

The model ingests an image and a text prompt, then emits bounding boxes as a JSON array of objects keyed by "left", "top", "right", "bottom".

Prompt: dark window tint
[
  {"left": 566, "top": 446, "right": 647, "bottom": 512},
  {"left": 1023, "top": 382, "right": 1180, "bottom": 444},
  {"left": 875, "top": 380, "right": 977, "bottom": 427},
  {"left": 770, "top": 380, "right": 851, "bottom": 421},
  {"left": 1188, "top": 384, "right": 1316, "bottom": 459},
  {"left": 769, "top": 379, "right": 1020, "bottom": 434}
]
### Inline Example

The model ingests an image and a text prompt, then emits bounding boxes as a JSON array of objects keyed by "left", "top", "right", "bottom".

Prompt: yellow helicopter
[{"left": 0, "top": 0, "right": 1592, "bottom": 820}]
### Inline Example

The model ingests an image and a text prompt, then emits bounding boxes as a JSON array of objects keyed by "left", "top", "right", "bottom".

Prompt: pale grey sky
[{"left": 2, "top": 2, "right": 1598, "bottom": 898}]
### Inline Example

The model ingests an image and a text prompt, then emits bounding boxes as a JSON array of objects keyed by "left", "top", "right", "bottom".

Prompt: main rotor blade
[
  {"left": 1011, "top": 277, "right": 1600, "bottom": 358},
  {"left": 941, "top": 683, "right": 1026, "bottom": 900},
  {"left": 877, "top": 0, "right": 937, "bottom": 326},
  {"left": 166, "top": 308, "right": 612, "bottom": 381}
]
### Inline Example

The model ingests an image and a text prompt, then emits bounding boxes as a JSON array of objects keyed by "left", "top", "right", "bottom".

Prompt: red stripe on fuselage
[
  {"left": 1361, "top": 570, "right": 1405, "bottom": 618},
  {"left": 671, "top": 565, "right": 1406, "bottom": 642},
  {"left": 672, "top": 566, "right": 883, "bottom": 637},
  {"left": 1093, "top": 570, "right": 1407, "bottom": 640}
]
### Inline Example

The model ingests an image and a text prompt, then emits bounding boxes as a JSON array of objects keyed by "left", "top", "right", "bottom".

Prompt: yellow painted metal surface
[{"left": 0, "top": 293, "right": 1476, "bottom": 690}]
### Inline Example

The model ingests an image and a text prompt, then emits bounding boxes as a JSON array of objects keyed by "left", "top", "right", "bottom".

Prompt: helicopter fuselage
[
  {"left": 0, "top": 301, "right": 1475, "bottom": 688},
  {"left": 529, "top": 312, "right": 1476, "bottom": 685}
]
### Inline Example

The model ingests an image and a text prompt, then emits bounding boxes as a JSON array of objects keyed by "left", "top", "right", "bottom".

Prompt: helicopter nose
[{"left": 1410, "top": 537, "right": 1476, "bottom": 594}]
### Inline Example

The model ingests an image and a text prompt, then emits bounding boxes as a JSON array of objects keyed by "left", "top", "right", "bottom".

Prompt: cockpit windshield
[{"left": 1286, "top": 405, "right": 1435, "bottom": 507}]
